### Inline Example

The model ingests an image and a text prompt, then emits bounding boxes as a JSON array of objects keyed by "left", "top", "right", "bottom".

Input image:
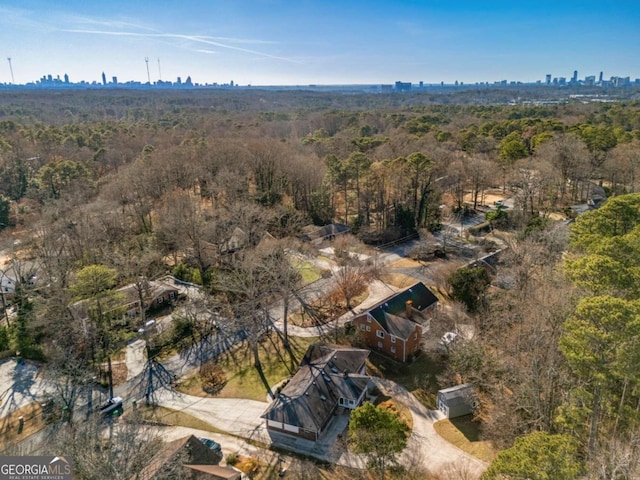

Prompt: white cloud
[{"left": 61, "top": 29, "right": 296, "bottom": 62}]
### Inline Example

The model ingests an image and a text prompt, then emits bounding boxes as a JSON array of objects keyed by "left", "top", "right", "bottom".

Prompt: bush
[
  {"left": 0, "top": 327, "right": 10, "bottom": 351},
  {"left": 199, "top": 361, "right": 227, "bottom": 395}
]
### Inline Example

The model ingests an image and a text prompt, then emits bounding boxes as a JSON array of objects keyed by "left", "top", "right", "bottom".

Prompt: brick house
[{"left": 352, "top": 282, "right": 438, "bottom": 362}]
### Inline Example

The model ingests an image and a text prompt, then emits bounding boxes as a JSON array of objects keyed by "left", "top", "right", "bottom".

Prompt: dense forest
[{"left": 2, "top": 88, "right": 640, "bottom": 479}]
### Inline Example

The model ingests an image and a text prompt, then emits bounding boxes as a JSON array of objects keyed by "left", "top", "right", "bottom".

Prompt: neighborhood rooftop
[
  {"left": 380, "top": 311, "right": 418, "bottom": 340},
  {"left": 262, "top": 344, "right": 369, "bottom": 436},
  {"left": 368, "top": 282, "right": 438, "bottom": 324}
]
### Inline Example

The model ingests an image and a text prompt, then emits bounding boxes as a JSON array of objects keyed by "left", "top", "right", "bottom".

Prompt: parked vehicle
[
  {"left": 199, "top": 437, "right": 222, "bottom": 453},
  {"left": 99, "top": 396, "right": 124, "bottom": 418}
]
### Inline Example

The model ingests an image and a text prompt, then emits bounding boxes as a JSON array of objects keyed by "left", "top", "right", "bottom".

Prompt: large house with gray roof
[
  {"left": 262, "top": 344, "right": 370, "bottom": 441},
  {"left": 352, "top": 282, "right": 438, "bottom": 362}
]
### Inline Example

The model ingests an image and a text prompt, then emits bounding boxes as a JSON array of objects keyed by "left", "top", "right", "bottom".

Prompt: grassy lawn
[
  {"left": 380, "top": 272, "right": 421, "bottom": 289},
  {"left": 434, "top": 415, "right": 496, "bottom": 462},
  {"left": 366, "top": 351, "right": 444, "bottom": 410},
  {"left": 292, "top": 259, "right": 324, "bottom": 285},
  {"left": 0, "top": 402, "right": 45, "bottom": 451},
  {"left": 316, "top": 255, "right": 335, "bottom": 265},
  {"left": 177, "top": 333, "right": 319, "bottom": 402},
  {"left": 138, "top": 405, "right": 223, "bottom": 433}
]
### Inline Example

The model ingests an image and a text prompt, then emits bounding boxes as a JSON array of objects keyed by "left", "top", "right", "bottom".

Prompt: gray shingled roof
[
  {"left": 382, "top": 312, "right": 417, "bottom": 340},
  {"left": 438, "top": 384, "right": 475, "bottom": 407},
  {"left": 262, "top": 344, "right": 369, "bottom": 433}
]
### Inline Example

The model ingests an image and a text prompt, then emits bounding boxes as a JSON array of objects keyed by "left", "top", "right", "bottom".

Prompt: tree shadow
[
  {"left": 449, "top": 414, "right": 481, "bottom": 442},
  {"left": 255, "top": 363, "right": 274, "bottom": 401}
]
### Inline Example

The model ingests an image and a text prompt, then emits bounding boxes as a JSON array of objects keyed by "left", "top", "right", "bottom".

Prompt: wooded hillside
[{"left": 1, "top": 89, "right": 640, "bottom": 479}]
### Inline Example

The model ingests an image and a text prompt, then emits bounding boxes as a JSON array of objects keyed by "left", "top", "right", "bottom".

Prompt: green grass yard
[{"left": 177, "top": 333, "right": 319, "bottom": 402}]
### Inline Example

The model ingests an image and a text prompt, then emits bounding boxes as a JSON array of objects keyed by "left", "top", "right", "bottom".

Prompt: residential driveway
[
  {"left": 271, "top": 279, "right": 399, "bottom": 338},
  {"left": 0, "top": 359, "right": 52, "bottom": 419},
  {"left": 125, "top": 340, "right": 146, "bottom": 380},
  {"left": 154, "top": 390, "right": 270, "bottom": 445},
  {"left": 153, "top": 380, "right": 487, "bottom": 478},
  {"left": 372, "top": 378, "right": 488, "bottom": 478}
]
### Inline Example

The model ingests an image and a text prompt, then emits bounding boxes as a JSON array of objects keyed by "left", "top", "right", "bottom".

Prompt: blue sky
[{"left": 1, "top": 0, "right": 638, "bottom": 86}]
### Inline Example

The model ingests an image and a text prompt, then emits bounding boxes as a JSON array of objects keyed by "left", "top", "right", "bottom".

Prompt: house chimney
[{"left": 405, "top": 300, "right": 413, "bottom": 320}]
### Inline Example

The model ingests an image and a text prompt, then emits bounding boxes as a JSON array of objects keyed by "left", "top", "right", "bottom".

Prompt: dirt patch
[
  {"left": 138, "top": 405, "right": 223, "bottom": 433},
  {"left": 0, "top": 402, "right": 45, "bottom": 451},
  {"left": 100, "top": 361, "right": 128, "bottom": 387},
  {"left": 387, "top": 258, "right": 423, "bottom": 269},
  {"left": 380, "top": 273, "right": 421, "bottom": 289},
  {"left": 463, "top": 190, "right": 509, "bottom": 207}
]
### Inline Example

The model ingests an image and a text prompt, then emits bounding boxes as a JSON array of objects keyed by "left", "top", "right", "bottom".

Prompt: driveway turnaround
[
  {"left": 372, "top": 378, "right": 488, "bottom": 478},
  {"left": 154, "top": 378, "right": 487, "bottom": 478}
]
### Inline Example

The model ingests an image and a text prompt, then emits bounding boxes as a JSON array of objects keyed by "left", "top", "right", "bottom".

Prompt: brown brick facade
[{"left": 352, "top": 313, "right": 421, "bottom": 362}]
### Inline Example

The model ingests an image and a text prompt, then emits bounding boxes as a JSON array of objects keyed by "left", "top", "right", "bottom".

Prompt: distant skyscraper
[
  {"left": 546, "top": 74, "right": 551, "bottom": 85},
  {"left": 394, "top": 81, "right": 411, "bottom": 92},
  {"left": 112, "top": 76, "right": 118, "bottom": 85},
  {"left": 64, "top": 73, "right": 69, "bottom": 84},
  {"left": 572, "top": 70, "right": 578, "bottom": 83},
  {"left": 101, "top": 72, "right": 106, "bottom": 86},
  {"left": 599, "top": 71, "right": 604, "bottom": 84}
]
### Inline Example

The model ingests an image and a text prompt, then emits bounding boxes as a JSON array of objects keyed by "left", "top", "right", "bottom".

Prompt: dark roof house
[
  {"left": 70, "top": 277, "right": 180, "bottom": 324},
  {"left": 352, "top": 282, "right": 437, "bottom": 362},
  {"left": 262, "top": 344, "right": 370, "bottom": 441},
  {"left": 132, "top": 435, "right": 223, "bottom": 480},
  {"left": 368, "top": 282, "right": 438, "bottom": 324},
  {"left": 299, "top": 223, "right": 351, "bottom": 244}
]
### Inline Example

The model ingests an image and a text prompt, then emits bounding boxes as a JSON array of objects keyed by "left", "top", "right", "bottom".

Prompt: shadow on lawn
[{"left": 450, "top": 414, "right": 481, "bottom": 442}]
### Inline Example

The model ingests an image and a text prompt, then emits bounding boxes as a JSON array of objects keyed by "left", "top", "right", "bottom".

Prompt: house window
[
  {"left": 360, "top": 324, "right": 366, "bottom": 331},
  {"left": 366, "top": 325, "right": 371, "bottom": 332},
  {"left": 376, "top": 330, "right": 384, "bottom": 339},
  {"left": 391, "top": 347, "right": 396, "bottom": 354},
  {"left": 377, "top": 341, "right": 383, "bottom": 349},
  {"left": 390, "top": 336, "right": 396, "bottom": 343}
]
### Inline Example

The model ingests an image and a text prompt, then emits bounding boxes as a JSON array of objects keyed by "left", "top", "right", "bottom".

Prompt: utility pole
[
  {"left": 144, "top": 57, "right": 150, "bottom": 84},
  {"left": 7, "top": 57, "right": 14, "bottom": 84}
]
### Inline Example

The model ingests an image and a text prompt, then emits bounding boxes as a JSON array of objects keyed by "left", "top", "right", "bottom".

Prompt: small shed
[{"left": 437, "top": 384, "right": 476, "bottom": 419}]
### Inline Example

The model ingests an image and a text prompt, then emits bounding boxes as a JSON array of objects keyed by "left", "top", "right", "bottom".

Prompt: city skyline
[{"left": 1, "top": 1, "right": 639, "bottom": 86}]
